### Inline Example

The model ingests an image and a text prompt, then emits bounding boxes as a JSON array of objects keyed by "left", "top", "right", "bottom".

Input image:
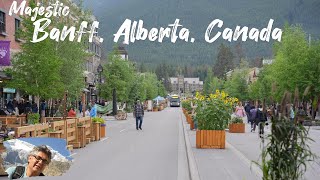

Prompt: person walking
[
  {"left": 235, "top": 102, "right": 246, "bottom": 118},
  {"left": 133, "top": 100, "right": 144, "bottom": 130},
  {"left": 6, "top": 145, "right": 52, "bottom": 179},
  {"left": 256, "top": 105, "right": 268, "bottom": 138},
  {"left": 250, "top": 105, "right": 258, "bottom": 132},
  {"left": 244, "top": 102, "right": 251, "bottom": 123}
]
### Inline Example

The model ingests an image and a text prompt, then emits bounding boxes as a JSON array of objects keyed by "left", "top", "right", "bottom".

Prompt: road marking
[
  {"left": 120, "top": 129, "right": 126, "bottom": 133},
  {"left": 70, "top": 153, "right": 77, "bottom": 157},
  {"left": 101, "top": 137, "right": 109, "bottom": 141}
]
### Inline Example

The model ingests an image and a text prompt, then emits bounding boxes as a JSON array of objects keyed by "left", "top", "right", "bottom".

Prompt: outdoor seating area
[{"left": 0, "top": 116, "right": 106, "bottom": 152}]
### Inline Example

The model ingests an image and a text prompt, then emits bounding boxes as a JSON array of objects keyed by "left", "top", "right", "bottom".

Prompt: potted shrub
[
  {"left": 195, "top": 90, "right": 237, "bottom": 149},
  {"left": 229, "top": 116, "right": 245, "bottom": 133},
  {"left": 27, "top": 113, "right": 40, "bottom": 125},
  {"left": 92, "top": 117, "right": 106, "bottom": 138}
]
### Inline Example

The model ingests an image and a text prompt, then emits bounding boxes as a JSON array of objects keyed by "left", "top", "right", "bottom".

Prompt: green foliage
[
  {"left": 195, "top": 91, "right": 236, "bottom": 130},
  {"left": 6, "top": 0, "right": 89, "bottom": 101},
  {"left": 181, "top": 99, "right": 192, "bottom": 113},
  {"left": 203, "top": 69, "right": 224, "bottom": 94},
  {"left": 224, "top": 67, "right": 249, "bottom": 101},
  {"left": 258, "top": 120, "right": 316, "bottom": 180},
  {"left": 27, "top": 113, "right": 40, "bottom": 124},
  {"left": 213, "top": 43, "right": 234, "bottom": 79},
  {"left": 101, "top": 49, "right": 135, "bottom": 102},
  {"left": 84, "top": 0, "right": 320, "bottom": 69},
  {"left": 92, "top": 117, "right": 105, "bottom": 124},
  {"left": 230, "top": 116, "right": 243, "bottom": 124}
]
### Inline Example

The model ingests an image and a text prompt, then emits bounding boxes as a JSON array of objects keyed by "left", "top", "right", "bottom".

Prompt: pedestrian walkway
[
  {"left": 181, "top": 112, "right": 261, "bottom": 180},
  {"left": 182, "top": 110, "right": 320, "bottom": 180}
]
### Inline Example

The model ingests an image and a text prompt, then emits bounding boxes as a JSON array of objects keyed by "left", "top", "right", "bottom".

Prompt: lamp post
[{"left": 97, "top": 64, "right": 103, "bottom": 103}]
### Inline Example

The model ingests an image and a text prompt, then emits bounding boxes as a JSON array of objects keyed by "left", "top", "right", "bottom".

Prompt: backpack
[
  {"left": 12, "top": 166, "right": 44, "bottom": 179},
  {"left": 257, "top": 109, "right": 267, "bottom": 122}
]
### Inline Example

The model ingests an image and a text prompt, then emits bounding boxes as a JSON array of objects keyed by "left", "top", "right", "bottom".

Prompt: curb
[{"left": 181, "top": 111, "right": 201, "bottom": 180}]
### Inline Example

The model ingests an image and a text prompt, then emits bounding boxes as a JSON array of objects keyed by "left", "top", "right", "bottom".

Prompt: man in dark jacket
[
  {"left": 133, "top": 100, "right": 144, "bottom": 130},
  {"left": 256, "top": 105, "right": 268, "bottom": 137}
]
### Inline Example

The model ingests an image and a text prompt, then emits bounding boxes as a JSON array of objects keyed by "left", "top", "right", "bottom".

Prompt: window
[
  {"left": 15, "top": 19, "right": 20, "bottom": 32},
  {"left": 0, "top": 11, "right": 6, "bottom": 33}
]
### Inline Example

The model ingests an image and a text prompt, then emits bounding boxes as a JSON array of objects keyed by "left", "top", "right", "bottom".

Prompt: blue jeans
[{"left": 136, "top": 116, "right": 143, "bottom": 129}]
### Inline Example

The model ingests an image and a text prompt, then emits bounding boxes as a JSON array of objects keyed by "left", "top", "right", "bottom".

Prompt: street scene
[{"left": 1, "top": 0, "right": 320, "bottom": 179}]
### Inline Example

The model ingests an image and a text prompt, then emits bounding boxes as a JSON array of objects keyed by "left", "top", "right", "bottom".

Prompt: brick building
[{"left": 0, "top": 0, "right": 24, "bottom": 107}]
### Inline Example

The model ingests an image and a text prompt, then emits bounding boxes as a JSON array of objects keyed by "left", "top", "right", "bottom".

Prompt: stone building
[{"left": 170, "top": 76, "right": 203, "bottom": 94}]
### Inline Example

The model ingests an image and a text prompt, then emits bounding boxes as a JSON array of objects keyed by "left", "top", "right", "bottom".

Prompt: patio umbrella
[{"left": 2, "top": 137, "right": 73, "bottom": 176}]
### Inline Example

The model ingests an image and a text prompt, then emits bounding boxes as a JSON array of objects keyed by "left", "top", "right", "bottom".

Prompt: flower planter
[
  {"left": 229, "top": 123, "right": 245, "bottom": 133},
  {"left": 190, "top": 119, "right": 195, "bottom": 130},
  {"left": 196, "top": 130, "right": 225, "bottom": 149},
  {"left": 153, "top": 107, "right": 158, "bottom": 112},
  {"left": 186, "top": 114, "right": 192, "bottom": 124},
  {"left": 100, "top": 124, "right": 106, "bottom": 138}
]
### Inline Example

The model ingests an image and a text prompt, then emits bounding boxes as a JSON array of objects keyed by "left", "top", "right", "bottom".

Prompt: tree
[
  {"left": 101, "top": 50, "right": 135, "bottom": 102},
  {"left": 203, "top": 69, "right": 223, "bottom": 94},
  {"left": 213, "top": 43, "right": 234, "bottom": 79},
  {"left": 224, "top": 67, "right": 249, "bottom": 101},
  {"left": 7, "top": 0, "right": 63, "bottom": 101}
]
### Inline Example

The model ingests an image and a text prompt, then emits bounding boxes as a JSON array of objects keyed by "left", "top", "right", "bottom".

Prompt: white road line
[
  {"left": 70, "top": 153, "right": 77, "bottom": 157},
  {"left": 120, "top": 129, "right": 126, "bottom": 133},
  {"left": 101, "top": 137, "right": 109, "bottom": 141}
]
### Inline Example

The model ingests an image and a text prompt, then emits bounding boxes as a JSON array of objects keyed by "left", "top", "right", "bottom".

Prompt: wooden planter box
[
  {"left": 196, "top": 130, "right": 225, "bottom": 149},
  {"left": 186, "top": 114, "right": 192, "bottom": 124},
  {"left": 229, "top": 123, "right": 245, "bottom": 133},
  {"left": 182, "top": 108, "right": 187, "bottom": 114},
  {"left": 76, "top": 126, "right": 86, "bottom": 148},
  {"left": 92, "top": 122, "right": 101, "bottom": 141},
  {"left": 190, "top": 119, "right": 195, "bottom": 130},
  {"left": 100, "top": 124, "right": 106, "bottom": 138},
  {"left": 153, "top": 107, "right": 158, "bottom": 112}
]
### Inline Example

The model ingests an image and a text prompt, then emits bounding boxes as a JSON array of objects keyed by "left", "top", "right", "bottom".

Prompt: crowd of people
[{"left": 234, "top": 101, "right": 319, "bottom": 138}]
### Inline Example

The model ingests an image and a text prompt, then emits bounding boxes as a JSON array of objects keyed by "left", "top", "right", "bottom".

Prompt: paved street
[
  {"left": 1, "top": 107, "right": 319, "bottom": 180},
  {"left": 28, "top": 107, "right": 188, "bottom": 180}
]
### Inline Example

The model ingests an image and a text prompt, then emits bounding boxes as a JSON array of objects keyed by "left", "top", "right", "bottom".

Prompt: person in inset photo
[{"left": 5, "top": 145, "right": 52, "bottom": 179}]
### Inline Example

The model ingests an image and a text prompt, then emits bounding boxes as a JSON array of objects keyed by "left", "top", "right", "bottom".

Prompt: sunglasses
[{"left": 31, "top": 155, "right": 49, "bottom": 165}]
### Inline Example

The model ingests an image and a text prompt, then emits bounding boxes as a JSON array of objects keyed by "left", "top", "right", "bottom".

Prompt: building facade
[
  {"left": 0, "top": 0, "right": 24, "bottom": 107},
  {"left": 170, "top": 76, "right": 203, "bottom": 94}
]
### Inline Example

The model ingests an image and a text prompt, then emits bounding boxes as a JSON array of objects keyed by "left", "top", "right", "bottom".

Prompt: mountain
[{"left": 80, "top": 0, "right": 320, "bottom": 68}]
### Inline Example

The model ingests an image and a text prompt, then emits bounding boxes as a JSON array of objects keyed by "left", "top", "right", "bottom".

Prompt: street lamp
[{"left": 97, "top": 64, "right": 103, "bottom": 102}]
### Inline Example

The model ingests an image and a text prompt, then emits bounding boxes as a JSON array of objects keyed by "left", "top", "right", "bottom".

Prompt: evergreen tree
[{"left": 213, "top": 43, "right": 234, "bottom": 79}]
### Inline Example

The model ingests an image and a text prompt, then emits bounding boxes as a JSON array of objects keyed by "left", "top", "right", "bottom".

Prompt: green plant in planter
[
  {"left": 255, "top": 91, "right": 317, "bottom": 180},
  {"left": 195, "top": 90, "right": 238, "bottom": 130},
  {"left": 77, "top": 122, "right": 83, "bottom": 127},
  {"left": 230, "top": 116, "right": 243, "bottom": 124},
  {"left": 182, "top": 99, "right": 192, "bottom": 113},
  {"left": 27, "top": 113, "right": 40, "bottom": 124},
  {"left": 92, "top": 117, "right": 105, "bottom": 125}
]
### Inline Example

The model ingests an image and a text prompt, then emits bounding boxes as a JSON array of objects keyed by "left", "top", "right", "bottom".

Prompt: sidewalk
[
  {"left": 182, "top": 113, "right": 261, "bottom": 180},
  {"left": 182, "top": 111, "right": 320, "bottom": 180}
]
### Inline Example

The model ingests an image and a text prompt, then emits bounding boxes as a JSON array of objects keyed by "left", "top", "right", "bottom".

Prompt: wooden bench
[
  {"left": 35, "top": 124, "right": 49, "bottom": 137},
  {"left": 15, "top": 125, "right": 36, "bottom": 138},
  {"left": 0, "top": 116, "right": 26, "bottom": 128},
  {"left": 49, "top": 120, "right": 66, "bottom": 138}
]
